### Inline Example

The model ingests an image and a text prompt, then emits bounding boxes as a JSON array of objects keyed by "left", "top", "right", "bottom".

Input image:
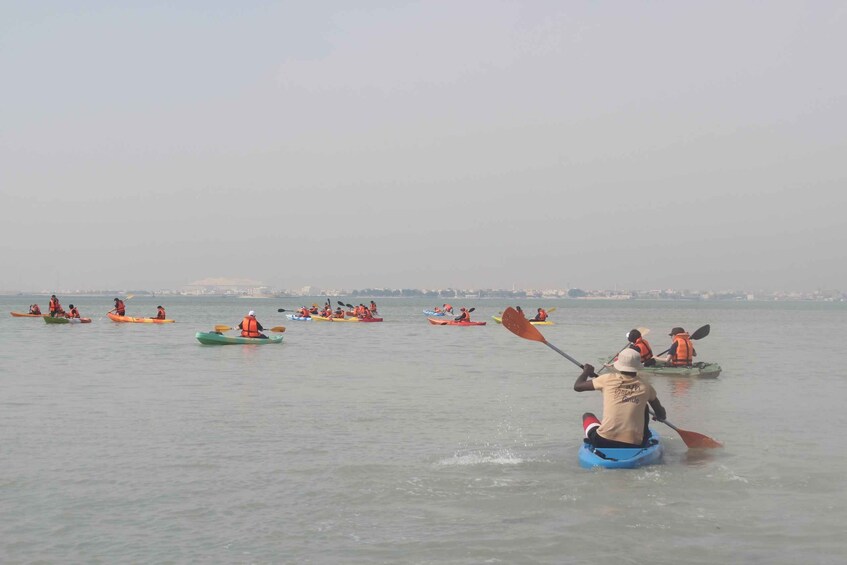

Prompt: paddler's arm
[
  {"left": 649, "top": 398, "right": 667, "bottom": 421},
  {"left": 573, "top": 363, "right": 597, "bottom": 392}
]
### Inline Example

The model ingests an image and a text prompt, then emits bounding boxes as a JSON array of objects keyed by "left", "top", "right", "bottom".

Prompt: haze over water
[{"left": 2, "top": 296, "right": 844, "bottom": 563}]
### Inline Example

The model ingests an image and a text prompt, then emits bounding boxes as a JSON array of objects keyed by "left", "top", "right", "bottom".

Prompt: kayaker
[
  {"left": 298, "top": 306, "right": 311, "bottom": 318},
  {"left": 112, "top": 298, "right": 126, "bottom": 316},
  {"left": 627, "top": 328, "right": 656, "bottom": 367},
  {"left": 66, "top": 304, "right": 81, "bottom": 319},
  {"left": 574, "top": 348, "right": 667, "bottom": 448},
  {"left": 29, "top": 304, "right": 41, "bottom": 315},
  {"left": 48, "top": 295, "right": 63, "bottom": 317},
  {"left": 309, "top": 304, "right": 319, "bottom": 315},
  {"left": 455, "top": 307, "right": 471, "bottom": 323},
  {"left": 531, "top": 308, "right": 548, "bottom": 322},
  {"left": 360, "top": 305, "right": 374, "bottom": 319},
  {"left": 238, "top": 310, "right": 267, "bottom": 339},
  {"left": 433, "top": 306, "right": 442, "bottom": 314},
  {"left": 333, "top": 307, "right": 345, "bottom": 319},
  {"left": 443, "top": 304, "right": 454, "bottom": 314},
  {"left": 154, "top": 306, "right": 166, "bottom": 320},
  {"left": 665, "top": 327, "right": 695, "bottom": 366},
  {"left": 370, "top": 301, "right": 378, "bottom": 314}
]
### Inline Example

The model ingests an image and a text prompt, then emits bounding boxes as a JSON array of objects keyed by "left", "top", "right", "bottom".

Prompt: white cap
[
  {"left": 248, "top": 310, "right": 255, "bottom": 316},
  {"left": 614, "top": 348, "right": 643, "bottom": 373}
]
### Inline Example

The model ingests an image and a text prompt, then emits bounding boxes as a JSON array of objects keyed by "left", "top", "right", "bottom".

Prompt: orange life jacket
[
  {"left": 671, "top": 333, "right": 693, "bottom": 366},
  {"left": 634, "top": 337, "right": 653, "bottom": 364},
  {"left": 443, "top": 304, "right": 453, "bottom": 312},
  {"left": 156, "top": 308, "right": 166, "bottom": 320},
  {"left": 361, "top": 308, "right": 372, "bottom": 319},
  {"left": 49, "top": 297, "right": 60, "bottom": 312},
  {"left": 68, "top": 307, "right": 80, "bottom": 318},
  {"left": 434, "top": 307, "right": 442, "bottom": 313},
  {"left": 536, "top": 309, "right": 548, "bottom": 321},
  {"left": 241, "top": 315, "right": 261, "bottom": 337}
]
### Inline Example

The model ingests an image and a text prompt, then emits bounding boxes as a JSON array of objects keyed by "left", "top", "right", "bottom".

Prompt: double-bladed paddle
[
  {"left": 500, "top": 307, "right": 721, "bottom": 449},
  {"left": 214, "top": 324, "right": 286, "bottom": 333},
  {"left": 454, "top": 307, "right": 476, "bottom": 321}
]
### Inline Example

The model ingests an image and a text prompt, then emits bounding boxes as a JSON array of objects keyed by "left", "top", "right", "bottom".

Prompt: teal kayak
[
  {"left": 639, "top": 362, "right": 721, "bottom": 379},
  {"left": 195, "top": 331, "right": 283, "bottom": 345},
  {"left": 579, "top": 430, "right": 663, "bottom": 469}
]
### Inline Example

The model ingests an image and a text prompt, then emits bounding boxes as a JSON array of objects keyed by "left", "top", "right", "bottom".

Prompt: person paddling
[
  {"left": 455, "top": 307, "right": 471, "bottom": 323},
  {"left": 443, "top": 303, "right": 454, "bottom": 314},
  {"left": 48, "top": 295, "right": 63, "bottom": 317},
  {"left": 154, "top": 305, "right": 166, "bottom": 320},
  {"left": 574, "top": 348, "right": 667, "bottom": 448},
  {"left": 627, "top": 328, "right": 655, "bottom": 367},
  {"left": 29, "top": 304, "right": 42, "bottom": 315},
  {"left": 663, "top": 327, "right": 695, "bottom": 366},
  {"left": 66, "top": 304, "right": 81, "bottom": 319},
  {"left": 238, "top": 310, "right": 267, "bottom": 339},
  {"left": 531, "top": 308, "right": 548, "bottom": 322},
  {"left": 369, "top": 301, "right": 378, "bottom": 314},
  {"left": 112, "top": 298, "right": 126, "bottom": 316}
]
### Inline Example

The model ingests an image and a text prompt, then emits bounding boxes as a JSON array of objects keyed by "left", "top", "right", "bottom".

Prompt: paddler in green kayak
[
  {"left": 238, "top": 310, "right": 267, "bottom": 339},
  {"left": 574, "top": 348, "right": 667, "bottom": 448},
  {"left": 659, "top": 327, "right": 696, "bottom": 366},
  {"left": 627, "top": 328, "right": 656, "bottom": 367}
]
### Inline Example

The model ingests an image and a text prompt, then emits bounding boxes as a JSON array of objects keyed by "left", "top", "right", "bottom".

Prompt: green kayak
[
  {"left": 639, "top": 362, "right": 721, "bottom": 379},
  {"left": 195, "top": 331, "right": 283, "bottom": 345}
]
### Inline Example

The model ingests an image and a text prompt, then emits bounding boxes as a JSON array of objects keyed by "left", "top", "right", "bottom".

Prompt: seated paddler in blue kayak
[{"left": 574, "top": 348, "right": 667, "bottom": 449}]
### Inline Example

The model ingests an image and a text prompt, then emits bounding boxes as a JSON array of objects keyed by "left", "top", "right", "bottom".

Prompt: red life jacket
[
  {"left": 634, "top": 337, "right": 653, "bottom": 364},
  {"left": 115, "top": 300, "right": 125, "bottom": 314},
  {"left": 156, "top": 308, "right": 166, "bottom": 320},
  {"left": 536, "top": 309, "right": 548, "bottom": 321},
  {"left": 443, "top": 304, "right": 453, "bottom": 312},
  {"left": 671, "top": 333, "right": 693, "bottom": 366},
  {"left": 49, "top": 298, "right": 60, "bottom": 312},
  {"left": 457, "top": 311, "right": 470, "bottom": 322},
  {"left": 370, "top": 302, "right": 377, "bottom": 312},
  {"left": 241, "top": 315, "right": 260, "bottom": 337},
  {"left": 30, "top": 305, "right": 41, "bottom": 314}
]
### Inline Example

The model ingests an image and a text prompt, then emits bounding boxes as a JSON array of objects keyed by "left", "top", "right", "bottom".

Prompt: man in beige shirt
[{"left": 574, "top": 348, "right": 667, "bottom": 448}]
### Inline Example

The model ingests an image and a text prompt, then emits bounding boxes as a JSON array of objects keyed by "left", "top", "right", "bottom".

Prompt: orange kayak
[
  {"left": 107, "top": 313, "right": 175, "bottom": 324},
  {"left": 10, "top": 311, "right": 48, "bottom": 318}
]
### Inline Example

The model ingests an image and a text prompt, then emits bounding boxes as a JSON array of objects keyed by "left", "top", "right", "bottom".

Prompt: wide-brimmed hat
[{"left": 614, "top": 348, "right": 643, "bottom": 373}]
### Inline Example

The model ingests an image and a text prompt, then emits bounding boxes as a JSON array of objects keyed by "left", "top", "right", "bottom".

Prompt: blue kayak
[
  {"left": 423, "top": 310, "right": 448, "bottom": 316},
  {"left": 285, "top": 314, "right": 312, "bottom": 321},
  {"left": 578, "top": 430, "right": 663, "bottom": 469}
]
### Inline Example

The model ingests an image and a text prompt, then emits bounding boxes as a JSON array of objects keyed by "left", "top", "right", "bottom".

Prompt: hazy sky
[{"left": 2, "top": 1, "right": 845, "bottom": 292}]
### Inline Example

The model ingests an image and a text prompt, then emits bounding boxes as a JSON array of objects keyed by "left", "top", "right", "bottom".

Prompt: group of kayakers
[
  {"left": 574, "top": 325, "right": 700, "bottom": 451},
  {"left": 26, "top": 295, "right": 166, "bottom": 321},
  {"left": 510, "top": 306, "right": 549, "bottom": 322},
  {"left": 295, "top": 300, "right": 379, "bottom": 320},
  {"left": 625, "top": 326, "right": 696, "bottom": 367}
]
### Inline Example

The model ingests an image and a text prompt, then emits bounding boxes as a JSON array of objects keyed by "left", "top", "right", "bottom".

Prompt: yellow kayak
[
  {"left": 492, "top": 316, "right": 554, "bottom": 326},
  {"left": 108, "top": 313, "right": 175, "bottom": 324}
]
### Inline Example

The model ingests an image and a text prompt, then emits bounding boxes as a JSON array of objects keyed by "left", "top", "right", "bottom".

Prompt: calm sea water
[{"left": 1, "top": 295, "right": 845, "bottom": 564}]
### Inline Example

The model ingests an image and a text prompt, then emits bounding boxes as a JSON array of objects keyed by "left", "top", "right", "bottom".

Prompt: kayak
[
  {"left": 10, "top": 311, "right": 48, "bottom": 318},
  {"left": 43, "top": 316, "right": 92, "bottom": 324},
  {"left": 195, "top": 331, "right": 284, "bottom": 345},
  {"left": 285, "top": 314, "right": 312, "bottom": 321},
  {"left": 428, "top": 318, "right": 486, "bottom": 326},
  {"left": 107, "top": 313, "right": 175, "bottom": 324},
  {"left": 639, "top": 362, "right": 722, "bottom": 379},
  {"left": 423, "top": 310, "right": 449, "bottom": 316},
  {"left": 311, "top": 315, "right": 384, "bottom": 323},
  {"left": 579, "top": 430, "right": 663, "bottom": 469},
  {"left": 492, "top": 316, "right": 553, "bottom": 326}
]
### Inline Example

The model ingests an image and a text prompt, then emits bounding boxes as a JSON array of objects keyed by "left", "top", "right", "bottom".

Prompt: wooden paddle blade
[
  {"left": 269, "top": 326, "right": 286, "bottom": 333},
  {"left": 214, "top": 325, "right": 232, "bottom": 332},
  {"left": 691, "top": 324, "right": 710, "bottom": 340},
  {"left": 676, "top": 428, "right": 722, "bottom": 449},
  {"left": 501, "top": 307, "right": 546, "bottom": 342},
  {"left": 547, "top": 307, "right": 557, "bottom": 313},
  {"left": 638, "top": 326, "right": 650, "bottom": 337}
]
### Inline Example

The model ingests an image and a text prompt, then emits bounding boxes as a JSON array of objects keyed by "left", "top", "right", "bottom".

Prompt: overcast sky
[{"left": 1, "top": 1, "right": 844, "bottom": 292}]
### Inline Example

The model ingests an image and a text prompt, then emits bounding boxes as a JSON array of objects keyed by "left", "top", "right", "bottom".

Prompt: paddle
[
  {"left": 655, "top": 324, "right": 711, "bottom": 357},
  {"left": 500, "top": 307, "right": 721, "bottom": 449},
  {"left": 214, "top": 324, "right": 286, "bottom": 333},
  {"left": 107, "top": 295, "right": 134, "bottom": 315}
]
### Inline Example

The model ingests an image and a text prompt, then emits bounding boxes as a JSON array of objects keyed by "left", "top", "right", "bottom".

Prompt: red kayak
[
  {"left": 10, "top": 311, "right": 48, "bottom": 318},
  {"left": 428, "top": 318, "right": 486, "bottom": 326}
]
